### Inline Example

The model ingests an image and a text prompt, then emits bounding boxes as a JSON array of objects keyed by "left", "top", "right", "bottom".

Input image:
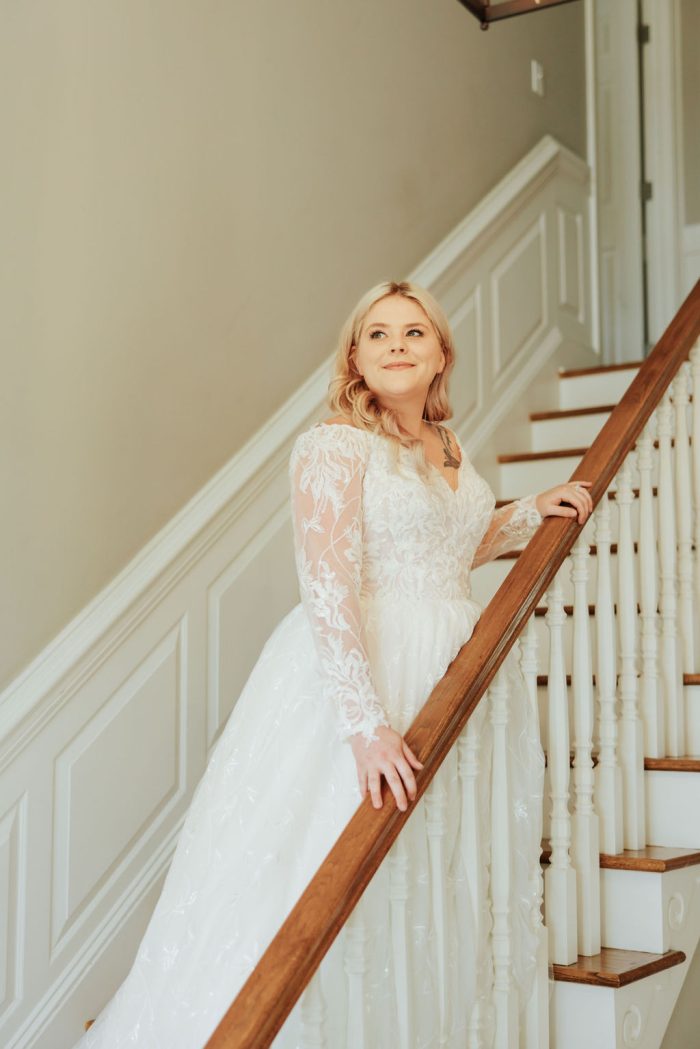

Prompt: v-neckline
[{"left": 426, "top": 453, "right": 463, "bottom": 497}]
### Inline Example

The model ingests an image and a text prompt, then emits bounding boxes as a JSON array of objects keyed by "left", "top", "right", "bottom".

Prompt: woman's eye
[
  {"left": 369, "top": 331, "right": 385, "bottom": 339},
  {"left": 408, "top": 329, "right": 423, "bottom": 337}
]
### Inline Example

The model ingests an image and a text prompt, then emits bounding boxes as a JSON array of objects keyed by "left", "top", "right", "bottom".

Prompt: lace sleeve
[
  {"left": 289, "top": 425, "right": 389, "bottom": 745},
  {"left": 471, "top": 494, "right": 543, "bottom": 569}
]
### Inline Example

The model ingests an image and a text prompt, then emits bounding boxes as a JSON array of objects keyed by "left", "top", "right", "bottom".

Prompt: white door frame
[
  {"left": 641, "top": 0, "right": 685, "bottom": 342},
  {"left": 589, "top": 0, "right": 646, "bottom": 364},
  {"left": 584, "top": 0, "right": 601, "bottom": 357}
]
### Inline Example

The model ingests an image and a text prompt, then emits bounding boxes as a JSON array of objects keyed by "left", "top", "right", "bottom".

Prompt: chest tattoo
[{"left": 434, "top": 424, "right": 461, "bottom": 469}]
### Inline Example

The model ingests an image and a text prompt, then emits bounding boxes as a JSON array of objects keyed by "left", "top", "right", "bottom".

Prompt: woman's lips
[{"left": 384, "top": 363, "right": 415, "bottom": 369}]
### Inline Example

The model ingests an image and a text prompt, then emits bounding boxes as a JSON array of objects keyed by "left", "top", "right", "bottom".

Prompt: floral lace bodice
[{"left": 289, "top": 422, "right": 542, "bottom": 744}]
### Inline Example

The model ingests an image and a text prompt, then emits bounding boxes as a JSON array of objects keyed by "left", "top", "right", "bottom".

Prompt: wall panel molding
[{"left": 0, "top": 794, "right": 27, "bottom": 1028}]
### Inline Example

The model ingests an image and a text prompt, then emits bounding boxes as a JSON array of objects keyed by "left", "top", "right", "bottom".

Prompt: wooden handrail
[{"left": 206, "top": 279, "right": 700, "bottom": 1049}]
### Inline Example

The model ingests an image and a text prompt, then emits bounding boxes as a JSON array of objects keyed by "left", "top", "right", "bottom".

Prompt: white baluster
[
  {"left": 520, "top": 618, "right": 549, "bottom": 1049},
  {"left": 467, "top": 1003, "right": 487, "bottom": 1049},
  {"left": 690, "top": 342, "right": 700, "bottom": 656},
  {"left": 388, "top": 835, "right": 412, "bottom": 1049},
  {"left": 300, "top": 972, "right": 326, "bottom": 1049},
  {"left": 343, "top": 906, "right": 368, "bottom": 1049},
  {"left": 637, "top": 414, "right": 664, "bottom": 757},
  {"left": 459, "top": 706, "right": 488, "bottom": 1049},
  {"left": 570, "top": 534, "right": 601, "bottom": 955},
  {"left": 658, "top": 389, "right": 686, "bottom": 755},
  {"left": 425, "top": 769, "right": 450, "bottom": 1047},
  {"left": 594, "top": 492, "right": 624, "bottom": 853},
  {"left": 615, "top": 454, "right": 646, "bottom": 849},
  {"left": 544, "top": 576, "right": 577, "bottom": 964},
  {"left": 674, "top": 362, "right": 695, "bottom": 673},
  {"left": 489, "top": 663, "right": 518, "bottom": 1049}
]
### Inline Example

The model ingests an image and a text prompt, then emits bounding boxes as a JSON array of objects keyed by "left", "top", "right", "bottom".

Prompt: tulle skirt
[{"left": 76, "top": 594, "right": 544, "bottom": 1049}]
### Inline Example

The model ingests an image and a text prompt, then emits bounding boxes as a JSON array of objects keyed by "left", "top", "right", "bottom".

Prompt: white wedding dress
[{"left": 75, "top": 421, "right": 545, "bottom": 1049}]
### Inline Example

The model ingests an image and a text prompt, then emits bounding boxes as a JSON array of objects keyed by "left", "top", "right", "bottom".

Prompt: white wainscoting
[{"left": 0, "top": 134, "right": 596, "bottom": 1049}]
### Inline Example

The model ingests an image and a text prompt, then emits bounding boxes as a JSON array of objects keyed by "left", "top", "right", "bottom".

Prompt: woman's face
[{"left": 351, "top": 295, "right": 445, "bottom": 408}]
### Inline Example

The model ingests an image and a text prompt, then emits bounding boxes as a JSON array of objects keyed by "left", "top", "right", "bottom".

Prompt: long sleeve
[
  {"left": 472, "top": 494, "right": 543, "bottom": 569},
  {"left": 289, "top": 426, "right": 389, "bottom": 744}
]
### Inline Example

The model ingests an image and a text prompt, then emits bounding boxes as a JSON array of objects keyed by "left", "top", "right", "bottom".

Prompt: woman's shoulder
[{"left": 290, "top": 416, "right": 372, "bottom": 467}]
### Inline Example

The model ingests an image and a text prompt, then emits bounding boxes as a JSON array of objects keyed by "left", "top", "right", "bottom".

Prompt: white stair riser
[
  {"left": 550, "top": 965, "right": 687, "bottom": 1049},
  {"left": 600, "top": 866, "right": 700, "bottom": 954},
  {"left": 646, "top": 771, "right": 700, "bottom": 848},
  {"left": 687, "top": 685, "right": 700, "bottom": 753},
  {"left": 558, "top": 368, "right": 639, "bottom": 410},
  {"left": 531, "top": 410, "right": 612, "bottom": 452},
  {"left": 498, "top": 455, "right": 586, "bottom": 497},
  {"left": 472, "top": 542, "right": 637, "bottom": 609},
  {"left": 498, "top": 453, "right": 668, "bottom": 499}
]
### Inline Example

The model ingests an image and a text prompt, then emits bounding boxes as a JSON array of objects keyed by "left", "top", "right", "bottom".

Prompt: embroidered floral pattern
[{"left": 289, "top": 423, "right": 543, "bottom": 741}]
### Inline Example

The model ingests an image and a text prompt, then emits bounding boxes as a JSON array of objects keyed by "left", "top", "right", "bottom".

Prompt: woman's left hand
[{"left": 536, "top": 480, "right": 593, "bottom": 524}]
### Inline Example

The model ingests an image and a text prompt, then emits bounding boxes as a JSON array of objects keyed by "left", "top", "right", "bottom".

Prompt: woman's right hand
[{"left": 350, "top": 725, "right": 424, "bottom": 811}]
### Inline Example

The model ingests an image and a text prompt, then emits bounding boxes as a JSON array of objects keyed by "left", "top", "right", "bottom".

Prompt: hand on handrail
[
  {"left": 350, "top": 725, "right": 423, "bottom": 812},
  {"left": 536, "top": 480, "right": 593, "bottom": 525}
]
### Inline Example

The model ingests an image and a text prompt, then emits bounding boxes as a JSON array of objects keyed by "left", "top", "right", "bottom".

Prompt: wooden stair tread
[
  {"left": 599, "top": 846, "right": 700, "bottom": 872},
  {"left": 498, "top": 446, "right": 589, "bottom": 464},
  {"left": 551, "top": 948, "right": 685, "bottom": 987},
  {"left": 536, "top": 673, "right": 699, "bottom": 687},
  {"left": 645, "top": 756, "right": 700, "bottom": 772},
  {"left": 534, "top": 604, "right": 596, "bottom": 616},
  {"left": 536, "top": 674, "right": 597, "bottom": 687},
  {"left": 499, "top": 439, "right": 685, "bottom": 463},
  {"left": 558, "top": 360, "right": 644, "bottom": 379},
  {"left": 540, "top": 843, "right": 700, "bottom": 873},
  {"left": 495, "top": 488, "right": 656, "bottom": 508},
  {"left": 545, "top": 755, "right": 600, "bottom": 772},
  {"left": 530, "top": 404, "right": 617, "bottom": 421},
  {"left": 497, "top": 542, "right": 636, "bottom": 560}
]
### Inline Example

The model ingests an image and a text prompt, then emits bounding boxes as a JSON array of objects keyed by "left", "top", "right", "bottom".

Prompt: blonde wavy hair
[{"left": 327, "top": 280, "right": 457, "bottom": 479}]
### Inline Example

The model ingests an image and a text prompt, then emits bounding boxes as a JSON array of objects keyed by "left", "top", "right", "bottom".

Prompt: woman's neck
[{"left": 379, "top": 396, "right": 430, "bottom": 438}]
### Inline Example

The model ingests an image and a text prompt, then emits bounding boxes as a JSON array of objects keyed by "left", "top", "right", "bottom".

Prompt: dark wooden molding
[
  {"left": 206, "top": 280, "right": 700, "bottom": 1048},
  {"left": 456, "top": 0, "right": 582, "bottom": 27},
  {"left": 552, "top": 949, "right": 685, "bottom": 987}
]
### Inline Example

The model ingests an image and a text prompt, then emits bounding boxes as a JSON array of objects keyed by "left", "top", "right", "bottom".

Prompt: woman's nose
[{"left": 390, "top": 343, "right": 406, "bottom": 354}]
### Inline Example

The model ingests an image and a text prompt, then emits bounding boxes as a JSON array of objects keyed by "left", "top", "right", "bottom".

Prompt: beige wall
[
  {"left": 681, "top": 0, "right": 700, "bottom": 225},
  {"left": 0, "top": 1, "right": 585, "bottom": 693}
]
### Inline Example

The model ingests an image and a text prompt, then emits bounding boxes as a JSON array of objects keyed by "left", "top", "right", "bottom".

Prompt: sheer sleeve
[
  {"left": 471, "top": 494, "right": 543, "bottom": 569},
  {"left": 289, "top": 425, "right": 389, "bottom": 745}
]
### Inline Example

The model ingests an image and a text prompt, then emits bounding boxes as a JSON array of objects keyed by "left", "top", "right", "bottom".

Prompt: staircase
[
  {"left": 470, "top": 359, "right": 700, "bottom": 1049},
  {"left": 205, "top": 288, "right": 700, "bottom": 1049}
]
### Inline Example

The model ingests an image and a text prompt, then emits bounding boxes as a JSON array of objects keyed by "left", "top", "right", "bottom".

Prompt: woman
[{"left": 76, "top": 280, "right": 592, "bottom": 1048}]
